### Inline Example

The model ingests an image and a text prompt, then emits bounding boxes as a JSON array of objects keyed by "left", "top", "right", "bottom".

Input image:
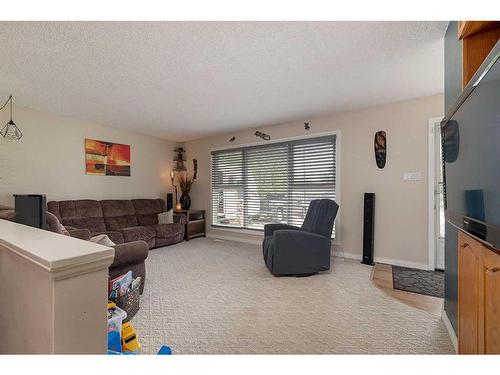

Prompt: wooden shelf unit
[
  {"left": 458, "top": 21, "right": 500, "bottom": 88},
  {"left": 458, "top": 231, "right": 500, "bottom": 354}
]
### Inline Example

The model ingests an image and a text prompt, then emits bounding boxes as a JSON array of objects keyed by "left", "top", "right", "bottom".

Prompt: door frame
[{"left": 427, "top": 116, "right": 444, "bottom": 270}]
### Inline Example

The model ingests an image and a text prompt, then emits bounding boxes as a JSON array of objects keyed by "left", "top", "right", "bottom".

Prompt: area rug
[
  {"left": 392, "top": 266, "right": 444, "bottom": 298},
  {"left": 132, "top": 238, "right": 453, "bottom": 354}
]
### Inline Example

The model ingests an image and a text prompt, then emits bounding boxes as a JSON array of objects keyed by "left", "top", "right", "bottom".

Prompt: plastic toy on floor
[
  {"left": 121, "top": 322, "right": 141, "bottom": 354},
  {"left": 107, "top": 330, "right": 122, "bottom": 353},
  {"left": 157, "top": 345, "right": 172, "bottom": 355}
]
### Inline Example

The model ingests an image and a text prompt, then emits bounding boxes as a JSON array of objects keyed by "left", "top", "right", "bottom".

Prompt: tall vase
[{"left": 180, "top": 193, "right": 191, "bottom": 210}]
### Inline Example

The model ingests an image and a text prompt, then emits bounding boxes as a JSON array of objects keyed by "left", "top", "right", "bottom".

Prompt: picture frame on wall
[{"left": 85, "top": 138, "right": 131, "bottom": 176}]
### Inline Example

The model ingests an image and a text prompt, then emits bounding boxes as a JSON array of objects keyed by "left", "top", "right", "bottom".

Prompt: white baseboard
[
  {"left": 332, "top": 251, "right": 429, "bottom": 270},
  {"left": 332, "top": 250, "right": 360, "bottom": 260},
  {"left": 441, "top": 309, "right": 458, "bottom": 353},
  {"left": 206, "top": 233, "right": 262, "bottom": 246},
  {"left": 207, "top": 234, "right": 429, "bottom": 270},
  {"left": 373, "top": 256, "right": 430, "bottom": 271}
]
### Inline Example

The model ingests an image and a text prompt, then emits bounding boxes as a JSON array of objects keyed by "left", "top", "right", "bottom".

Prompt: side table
[{"left": 175, "top": 209, "right": 206, "bottom": 241}]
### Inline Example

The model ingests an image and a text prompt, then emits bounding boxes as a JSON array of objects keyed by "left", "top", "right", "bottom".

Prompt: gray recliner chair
[{"left": 262, "top": 199, "right": 339, "bottom": 276}]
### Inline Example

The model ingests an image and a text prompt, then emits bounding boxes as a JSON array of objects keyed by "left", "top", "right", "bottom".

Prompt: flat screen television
[{"left": 441, "top": 41, "right": 500, "bottom": 250}]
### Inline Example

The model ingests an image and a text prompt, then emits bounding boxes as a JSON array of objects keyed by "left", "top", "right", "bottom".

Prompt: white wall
[
  {"left": 184, "top": 94, "right": 444, "bottom": 269},
  {"left": 0, "top": 106, "right": 175, "bottom": 206}
]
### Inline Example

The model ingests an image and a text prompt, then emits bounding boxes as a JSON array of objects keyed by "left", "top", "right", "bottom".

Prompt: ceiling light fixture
[{"left": 0, "top": 95, "right": 22, "bottom": 140}]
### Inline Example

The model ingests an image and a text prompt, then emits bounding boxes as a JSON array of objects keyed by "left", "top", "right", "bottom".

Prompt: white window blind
[{"left": 211, "top": 135, "right": 337, "bottom": 237}]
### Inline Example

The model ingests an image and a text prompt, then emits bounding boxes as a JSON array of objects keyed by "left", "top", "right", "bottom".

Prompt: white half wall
[
  {"left": 0, "top": 106, "right": 175, "bottom": 205},
  {"left": 184, "top": 94, "right": 444, "bottom": 268}
]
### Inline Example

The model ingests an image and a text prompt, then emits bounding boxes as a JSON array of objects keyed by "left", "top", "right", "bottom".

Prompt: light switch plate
[{"left": 403, "top": 172, "right": 422, "bottom": 181}]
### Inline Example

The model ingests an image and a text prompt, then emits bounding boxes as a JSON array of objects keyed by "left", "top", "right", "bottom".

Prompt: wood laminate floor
[{"left": 371, "top": 263, "right": 443, "bottom": 316}]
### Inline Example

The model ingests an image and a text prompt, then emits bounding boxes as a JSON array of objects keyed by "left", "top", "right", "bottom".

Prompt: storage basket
[{"left": 111, "top": 281, "right": 140, "bottom": 322}]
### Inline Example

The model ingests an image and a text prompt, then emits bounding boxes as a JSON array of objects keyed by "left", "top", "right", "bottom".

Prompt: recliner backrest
[
  {"left": 101, "top": 200, "right": 139, "bottom": 231},
  {"left": 47, "top": 199, "right": 106, "bottom": 233},
  {"left": 131, "top": 199, "right": 165, "bottom": 226},
  {"left": 300, "top": 199, "right": 339, "bottom": 238}
]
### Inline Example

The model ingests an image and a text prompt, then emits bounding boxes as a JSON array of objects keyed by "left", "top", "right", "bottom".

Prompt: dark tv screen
[{"left": 441, "top": 49, "right": 500, "bottom": 250}]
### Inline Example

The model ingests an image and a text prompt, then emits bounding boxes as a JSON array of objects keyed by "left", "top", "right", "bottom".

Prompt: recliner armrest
[
  {"left": 273, "top": 230, "right": 332, "bottom": 273},
  {"left": 112, "top": 240, "right": 149, "bottom": 268},
  {"left": 173, "top": 213, "right": 187, "bottom": 225},
  {"left": 264, "top": 223, "right": 300, "bottom": 237},
  {"left": 68, "top": 228, "right": 91, "bottom": 241},
  {"left": 274, "top": 230, "right": 330, "bottom": 249}
]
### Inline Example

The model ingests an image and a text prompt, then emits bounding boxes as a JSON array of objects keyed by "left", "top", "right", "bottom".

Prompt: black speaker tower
[
  {"left": 362, "top": 193, "right": 375, "bottom": 265},
  {"left": 14, "top": 194, "right": 47, "bottom": 229},
  {"left": 166, "top": 193, "right": 173, "bottom": 211}
]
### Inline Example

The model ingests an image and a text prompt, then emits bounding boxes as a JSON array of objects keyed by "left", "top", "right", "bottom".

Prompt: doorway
[{"left": 428, "top": 117, "right": 445, "bottom": 271}]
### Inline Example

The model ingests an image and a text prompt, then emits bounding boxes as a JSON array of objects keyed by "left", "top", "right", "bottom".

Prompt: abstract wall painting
[{"left": 85, "top": 138, "right": 131, "bottom": 176}]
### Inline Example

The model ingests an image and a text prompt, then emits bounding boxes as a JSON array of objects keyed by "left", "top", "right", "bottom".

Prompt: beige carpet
[{"left": 132, "top": 238, "right": 454, "bottom": 354}]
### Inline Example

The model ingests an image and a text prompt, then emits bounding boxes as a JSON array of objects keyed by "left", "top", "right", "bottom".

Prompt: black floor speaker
[
  {"left": 166, "top": 192, "right": 173, "bottom": 211},
  {"left": 14, "top": 194, "right": 47, "bottom": 229},
  {"left": 362, "top": 193, "right": 375, "bottom": 265}
]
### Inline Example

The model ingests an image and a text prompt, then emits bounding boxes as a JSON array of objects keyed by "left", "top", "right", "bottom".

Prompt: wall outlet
[{"left": 403, "top": 172, "right": 422, "bottom": 181}]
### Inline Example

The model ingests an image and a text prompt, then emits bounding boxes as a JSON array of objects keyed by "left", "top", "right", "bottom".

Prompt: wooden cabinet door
[
  {"left": 458, "top": 233, "right": 482, "bottom": 354},
  {"left": 483, "top": 249, "right": 500, "bottom": 354}
]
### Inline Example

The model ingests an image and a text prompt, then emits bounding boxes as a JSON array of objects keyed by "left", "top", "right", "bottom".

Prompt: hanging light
[{"left": 0, "top": 95, "right": 22, "bottom": 140}]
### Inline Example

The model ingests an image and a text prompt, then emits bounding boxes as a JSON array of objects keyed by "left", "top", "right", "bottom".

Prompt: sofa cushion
[
  {"left": 158, "top": 210, "right": 174, "bottom": 224},
  {"left": 120, "top": 225, "right": 156, "bottom": 243},
  {"left": 131, "top": 199, "right": 164, "bottom": 214},
  {"left": 50, "top": 200, "right": 106, "bottom": 233},
  {"left": 154, "top": 223, "right": 183, "bottom": 238},
  {"left": 132, "top": 199, "right": 165, "bottom": 226},
  {"left": 100, "top": 200, "right": 139, "bottom": 231},
  {"left": 57, "top": 199, "right": 103, "bottom": 218},
  {"left": 101, "top": 200, "right": 136, "bottom": 217},
  {"left": 104, "top": 216, "right": 138, "bottom": 231}
]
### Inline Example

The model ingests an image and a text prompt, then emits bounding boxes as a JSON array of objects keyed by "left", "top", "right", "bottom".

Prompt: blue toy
[
  {"left": 157, "top": 345, "right": 172, "bottom": 355},
  {"left": 107, "top": 330, "right": 122, "bottom": 353}
]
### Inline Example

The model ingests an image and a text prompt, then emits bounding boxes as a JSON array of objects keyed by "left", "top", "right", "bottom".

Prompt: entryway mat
[{"left": 392, "top": 266, "right": 444, "bottom": 298}]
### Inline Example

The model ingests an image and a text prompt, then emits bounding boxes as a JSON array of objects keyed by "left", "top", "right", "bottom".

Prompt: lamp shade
[
  {"left": 0, "top": 120, "right": 22, "bottom": 140},
  {"left": 0, "top": 95, "right": 22, "bottom": 140}
]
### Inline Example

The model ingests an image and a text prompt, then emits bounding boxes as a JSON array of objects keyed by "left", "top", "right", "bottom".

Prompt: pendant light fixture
[{"left": 0, "top": 95, "right": 22, "bottom": 140}]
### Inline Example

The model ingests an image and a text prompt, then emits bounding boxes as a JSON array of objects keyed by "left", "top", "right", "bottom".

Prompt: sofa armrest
[
  {"left": 273, "top": 230, "right": 331, "bottom": 272},
  {"left": 264, "top": 223, "right": 300, "bottom": 237},
  {"left": 173, "top": 213, "right": 187, "bottom": 225},
  {"left": 68, "top": 228, "right": 91, "bottom": 241},
  {"left": 0, "top": 209, "right": 15, "bottom": 221},
  {"left": 112, "top": 240, "right": 149, "bottom": 269}
]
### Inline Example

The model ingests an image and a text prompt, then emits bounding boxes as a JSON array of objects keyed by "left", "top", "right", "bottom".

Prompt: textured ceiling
[{"left": 0, "top": 21, "right": 447, "bottom": 141}]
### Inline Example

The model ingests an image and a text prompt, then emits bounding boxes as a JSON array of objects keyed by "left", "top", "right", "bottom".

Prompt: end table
[{"left": 175, "top": 209, "right": 206, "bottom": 241}]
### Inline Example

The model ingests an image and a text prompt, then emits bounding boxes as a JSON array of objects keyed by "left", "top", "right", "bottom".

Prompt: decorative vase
[{"left": 180, "top": 193, "right": 191, "bottom": 210}]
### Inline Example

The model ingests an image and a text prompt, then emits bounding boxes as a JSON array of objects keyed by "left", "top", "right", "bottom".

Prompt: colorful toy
[
  {"left": 157, "top": 345, "right": 172, "bottom": 355},
  {"left": 121, "top": 322, "right": 141, "bottom": 353},
  {"left": 107, "top": 330, "right": 122, "bottom": 353}
]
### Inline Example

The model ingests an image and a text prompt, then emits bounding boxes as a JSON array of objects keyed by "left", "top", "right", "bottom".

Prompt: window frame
[{"left": 209, "top": 130, "right": 341, "bottom": 245}]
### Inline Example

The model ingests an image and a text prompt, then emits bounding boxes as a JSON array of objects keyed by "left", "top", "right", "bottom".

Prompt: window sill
[{"left": 210, "top": 225, "right": 341, "bottom": 245}]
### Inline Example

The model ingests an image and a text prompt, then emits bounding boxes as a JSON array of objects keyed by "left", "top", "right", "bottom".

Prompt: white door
[{"left": 434, "top": 122, "right": 445, "bottom": 270}]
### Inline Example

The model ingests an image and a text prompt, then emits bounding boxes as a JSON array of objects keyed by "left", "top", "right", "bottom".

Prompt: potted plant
[{"left": 177, "top": 172, "right": 194, "bottom": 210}]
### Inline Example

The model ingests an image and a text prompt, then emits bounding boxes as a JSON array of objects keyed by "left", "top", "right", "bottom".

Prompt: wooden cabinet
[
  {"left": 458, "top": 233, "right": 481, "bottom": 353},
  {"left": 483, "top": 250, "right": 500, "bottom": 353},
  {"left": 457, "top": 21, "right": 500, "bottom": 88},
  {"left": 458, "top": 232, "right": 500, "bottom": 354}
]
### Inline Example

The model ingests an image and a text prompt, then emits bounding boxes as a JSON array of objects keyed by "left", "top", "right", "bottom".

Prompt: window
[{"left": 211, "top": 134, "right": 338, "bottom": 238}]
